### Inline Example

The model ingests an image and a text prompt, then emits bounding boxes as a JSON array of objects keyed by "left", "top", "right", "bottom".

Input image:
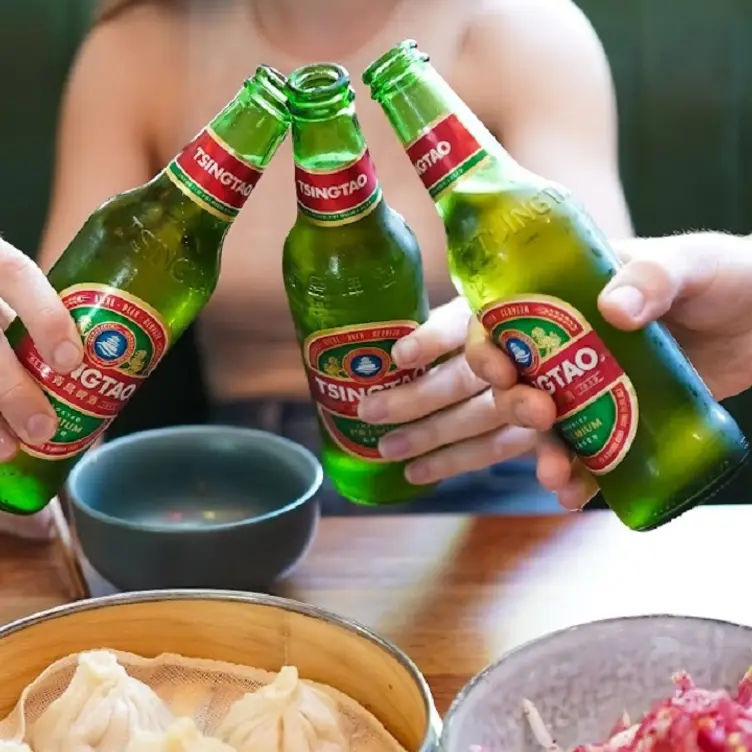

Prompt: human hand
[
  {"left": 357, "top": 296, "right": 537, "bottom": 485},
  {"left": 0, "top": 238, "right": 83, "bottom": 538},
  {"left": 464, "top": 231, "right": 752, "bottom": 510},
  {"left": 0, "top": 237, "right": 83, "bottom": 456}
]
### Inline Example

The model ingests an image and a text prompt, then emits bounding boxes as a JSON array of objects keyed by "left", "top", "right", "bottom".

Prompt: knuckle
[
  {"left": 441, "top": 445, "right": 475, "bottom": 477},
  {"left": 0, "top": 358, "right": 46, "bottom": 421},
  {"left": 0, "top": 380, "right": 22, "bottom": 407},
  {"left": 0, "top": 246, "right": 36, "bottom": 287},
  {"left": 409, "top": 419, "right": 442, "bottom": 454},
  {"left": 417, "top": 456, "right": 440, "bottom": 482},
  {"left": 491, "top": 388, "right": 516, "bottom": 422},
  {"left": 488, "top": 425, "right": 535, "bottom": 463},
  {"left": 454, "top": 358, "right": 484, "bottom": 396},
  {"left": 489, "top": 431, "right": 514, "bottom": 463},
  {"left": 626, "top": 259, "right": 673, "bottom": 297},
  {"left": 0, "top": 378, "right": 34, "bottom": 420},
  {"left": 30, "top": 302, "right": 75, "bottom": 338},
  {"left": 385, "top": 392, "right": 414, "bottom": 423}
]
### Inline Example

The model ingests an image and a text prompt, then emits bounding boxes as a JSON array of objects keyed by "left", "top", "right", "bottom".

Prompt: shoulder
[
  {"left": 456, "top": 0, "right": 615, "bottom": 125},
  {"left": 70, "top": 1, "right": 187, "bottom": 157},
  {"left": 89, "top": 0, "right": 185, "bottom": 53},
  {"left": 462, "top": 0, "right": 608, "bottom": 69}
]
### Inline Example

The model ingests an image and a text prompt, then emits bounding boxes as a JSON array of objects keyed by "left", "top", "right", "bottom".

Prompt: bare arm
[
  {"left": 466, "top": 0, "right": 633, "bottom": 237},
  {"left": 0, "top": 5, "right": 179, "bottom": 538},
  {"left": 37, "top": 3, "right": 178, "bottom": 272}
]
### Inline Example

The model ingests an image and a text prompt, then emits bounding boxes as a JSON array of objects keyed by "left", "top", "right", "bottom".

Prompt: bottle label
[
  {"left": 406, "top": 113, "right": 488, "bottom": 199},
  {"left": 303, "top": 322, "right": 428, "bottom": 460},
  {"left": 14, "top": 284, "right": 170, "bottom": 461},
  {"left": 480, "top": 295, "right": 639, "bottom": 475},
  {"left": 295, "top": 150, "right": 382, "bottom": 226},
  {"left": 166, "top": 127, "right": 263, "bottom": 222}
]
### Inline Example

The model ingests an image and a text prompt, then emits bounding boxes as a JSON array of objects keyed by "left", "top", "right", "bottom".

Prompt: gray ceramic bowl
[
  {"left": 441, "top": 615, "right": 752, "bottom": 751},
  {"left": 66, "top": 426, "right": 322, "bottom": 592}
]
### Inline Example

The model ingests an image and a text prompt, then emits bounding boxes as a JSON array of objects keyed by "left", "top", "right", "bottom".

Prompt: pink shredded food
[{"left": 518, "top": 667, "right": 752, "bottom": 752}]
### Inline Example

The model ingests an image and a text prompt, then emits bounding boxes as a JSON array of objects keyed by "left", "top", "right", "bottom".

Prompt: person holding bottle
[
  {"left": 0, "top": 0, "right": 634, "bottom": 534},
  {"left": 1, "top": 0, "right": 633, "bottom": 535},
  {"left": 3, "top": 232, "right": 752, "bottom": 532},
  {"left": 358, "top": 230, "right": 752, "bottom": 506}
]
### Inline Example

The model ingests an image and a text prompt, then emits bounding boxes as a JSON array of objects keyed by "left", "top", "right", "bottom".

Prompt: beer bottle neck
[
  {"left": 364, "top": 41, "right": 524, "bottom": 204},
  {"left": 287, "top": 63, "right": 383, "bottom": 226},
  {"left": 164, "top": 65, "right": 291, "bottom": 225}
]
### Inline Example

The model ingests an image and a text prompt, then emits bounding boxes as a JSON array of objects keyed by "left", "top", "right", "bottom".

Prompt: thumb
[
  {"left": 391, "top": 296, "right": 472, "bottom": 368},
  {"left": 598, "top": 236, "right": 710, "bottom": 331}
]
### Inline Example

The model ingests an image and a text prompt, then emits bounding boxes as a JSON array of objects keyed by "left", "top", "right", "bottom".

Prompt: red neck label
[
  {"left": 166, "top": 127, "right": 263, "bottom": 222},
  {"left": 406, "top": 114, "right": 488, "bottom": 199},
  {"left": 295, "top": 150, "right": 382, "bottom": 226}
]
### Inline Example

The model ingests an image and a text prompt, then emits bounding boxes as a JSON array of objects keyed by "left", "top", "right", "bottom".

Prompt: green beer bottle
[
  {"left": 364, "top": 41, "right": 749, "bottom": 530},
  {"left": 283, "top": 62, "right": 433, "bottom": 505},
  {"left": 0, "top": 66, "right": 291, "bottom": 515}
]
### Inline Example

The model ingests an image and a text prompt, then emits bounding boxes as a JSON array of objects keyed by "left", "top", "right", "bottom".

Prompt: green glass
[
  {"left": 364, "top": 41, "right": 749, "bottom": 531},
  {"left": 0, "top": 65, "right": 291, "bottom": 515},
  {"left": 283, "top": 62, "right": 433, "bottom": 505}
]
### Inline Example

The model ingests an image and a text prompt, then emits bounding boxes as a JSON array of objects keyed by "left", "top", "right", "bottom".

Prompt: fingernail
[
  {"left": 406, "top": 463, "right": 430, "bottom": 484},
  {"left": 358, "top": 397, "right": 388, "bottom": 423},
  {"left": 379, "top": 431, "right": 410, "bottom": 460},
  {"left": 26, "top": 414, "right": 56, "bottom": 444},
  {"left": 53, "top": 340, "right": 81, "bottom": 372},
  {"left": 602, "top": 285, "right": 645, "bottom": 319},
  {"left": 392, "top": 337, "right": 419, "bottom": 366}
]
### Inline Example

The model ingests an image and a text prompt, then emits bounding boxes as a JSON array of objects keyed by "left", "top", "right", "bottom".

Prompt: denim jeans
[{"left": 212, "top": 399, "right": 562, "bottom": 516}]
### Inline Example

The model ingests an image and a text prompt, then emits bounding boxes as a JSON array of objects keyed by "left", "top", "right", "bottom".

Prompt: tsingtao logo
[
  {"left": 85, "top": 322, "right": 136, "bottom": 370},
  {"left": 500, "top": 331, "right": 539, "bottom": 373},
  {"left": 343, "top": 347, "right": 391, "bottom": 383}
]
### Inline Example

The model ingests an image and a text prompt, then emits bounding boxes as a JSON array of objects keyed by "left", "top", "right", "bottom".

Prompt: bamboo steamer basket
[{"left": 0, "top": 590, "right": 441, "bottom": 752}]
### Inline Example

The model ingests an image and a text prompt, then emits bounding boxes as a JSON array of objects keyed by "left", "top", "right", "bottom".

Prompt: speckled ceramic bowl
[{"left": 441, "top": 615, "right": 752, "bottom": 751}]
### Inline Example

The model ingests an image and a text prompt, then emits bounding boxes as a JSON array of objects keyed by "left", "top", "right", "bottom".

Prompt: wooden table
[{"left": 1, "top": 506, "right": 750, "bottom": 714}]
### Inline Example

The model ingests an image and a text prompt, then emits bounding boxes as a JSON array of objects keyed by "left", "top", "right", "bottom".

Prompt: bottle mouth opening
[
  {"left": 362, "top": 39, "right": 428, "bottom": 93},
  {"left": 286, "top": 63, "right": 353, "bottom": 117},
  {"left": 256, "top": 64, "right": 288, "bottom": 92},
  {"left": 246, "top": 65, "right": 289, "bottom": 113},
  {"left": 288, "top": 63, "right": 349, "bottom": 97}
]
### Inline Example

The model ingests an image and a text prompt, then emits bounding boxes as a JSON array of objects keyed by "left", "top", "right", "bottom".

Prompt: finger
[
  {"left": 464, "top": 316, "right": 518, "bottom": 390},
  {"left": 0, "top": 333, "right": 58, "bottom": 445},
  {"left": 535, "top": 433, "right": 598, "bottom": 509},
  {"left": 0, "top": 416, "right": 19, "bottom": 462},
  {"left": 492, "top": 383, "right": 557, "bottom": 432},
  {"left": 599, "top": 236, "right": 719, "bottom": 331},
  {"left": 0, "top": 299, "right": 15, "bottom": 330},
  {"left": 0, "top": 239, "right": 82, "bottom": 372},
  {"left": 557, "top": 462, "right": 600, "bottom": 511},
  {"left": 404, "top": 425, "right": 537, "bottom": 485},
  {"left": 391, "top": 297, "right": 473, "bottom": 369},
  {"left": 359, "top": 352, "right": 486, "bottom": 425},
  {"left": 535, "top": 433, "right": 575, "bottom": 491},
  {"left": 379, "top": 388, "right": 503, "bottom": 460}
]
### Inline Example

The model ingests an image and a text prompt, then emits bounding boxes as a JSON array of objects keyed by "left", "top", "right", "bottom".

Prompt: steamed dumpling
[
  {"left": 216, "top": 666, "right": 348, "bottom": 752},
  {"left": 125, "top": 718, "right": 234, "bottom": 752},
  {"left": 0, "top": 743, "right": 32, "bottom": 752},
  {"left": 31, "top": 650, "right": 174, "bottom": 752}
]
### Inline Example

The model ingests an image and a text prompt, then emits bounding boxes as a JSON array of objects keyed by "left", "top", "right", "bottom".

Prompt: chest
[{"left": 156, "top": 4, "right": 480, "bottom": 333}]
